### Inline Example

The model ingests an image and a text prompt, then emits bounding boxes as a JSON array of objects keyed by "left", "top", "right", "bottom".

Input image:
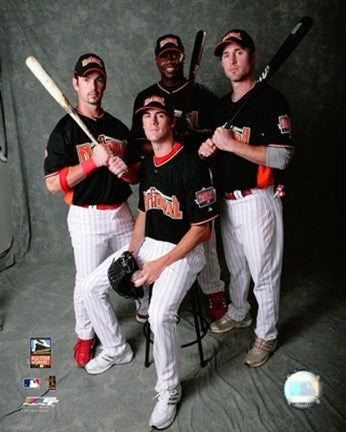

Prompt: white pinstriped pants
[
  {"left": 197, "top": 227, "right": 224, "bottom": 295},
  {"left": 220, "top": 186, "right": 283, "bottom": 341},
  {"left": 67, "top": 203, "right": 134, "bottom": 339},
  {"left": 81, "top": 237, "right": 206, "bottom": 393}
]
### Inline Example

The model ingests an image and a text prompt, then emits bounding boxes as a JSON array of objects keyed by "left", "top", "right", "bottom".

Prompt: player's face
[
  {"left": 73, "top": 72, "right": 106, "bottom": 106},
  {"left": 221, "top": 43, "right": 255, "bottom": 83},
  {"left": 155, "top": 50, "right": 184, "bottom": 80},
  {"left": 142, "top": 108, "right": 173, "bottom": 143}
]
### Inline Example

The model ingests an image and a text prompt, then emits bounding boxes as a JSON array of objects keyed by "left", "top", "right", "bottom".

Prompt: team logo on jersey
[
  {"left": 195, "top": 187, "right": 216, "bottom": 208},
  {"left": 278, "top": 115, "right": 292, "bottom": 134},
  {"left": 143, "top": 187, "right": 183, "bottom": 219},
  {"left": 98, "top": 135, "right": 127, "bottom": 159},
  {"left": 76, "top": 143, "right": 93, "bottom": 163},
  {"left": 230, "top": 125, "right": 251, "bottom": 143}
]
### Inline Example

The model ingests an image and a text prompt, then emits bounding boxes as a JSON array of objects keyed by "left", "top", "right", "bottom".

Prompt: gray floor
[{"left": 0, "top": 239, "right": 345, "bottom": 432}]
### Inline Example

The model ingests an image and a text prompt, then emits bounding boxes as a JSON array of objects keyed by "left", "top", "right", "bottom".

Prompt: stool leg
[
  {"left": 144, "top": 284, "right": 153, "bottom": 368},
  {"left": 190, "top": 283, "right": 207, "bottom": 367},
  {"left": 144, "top": 321, "right": 151, "bottom": 368}
]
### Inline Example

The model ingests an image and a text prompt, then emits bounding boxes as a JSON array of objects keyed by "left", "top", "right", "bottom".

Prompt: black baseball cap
[
  {"left": 155, "top": 34, "right": 185, "bottom": 57},
  {"left": 74, "top": 53, "right": 107, "bottom": 77},
  {"left": 135, "top": 95, "right": 173, "bottom": 116},
  {"left": 213, "top": 29, "right": 255, "bottom": 57}
]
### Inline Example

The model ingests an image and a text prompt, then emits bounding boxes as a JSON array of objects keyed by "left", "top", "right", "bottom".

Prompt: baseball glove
[{"left": 107, "top": 251, "right": 144, "bottom": 300}]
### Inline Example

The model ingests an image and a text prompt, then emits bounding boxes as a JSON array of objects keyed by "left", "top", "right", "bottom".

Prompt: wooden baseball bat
[{"left": 25, "top": 56, "right": 99, "bottom": 147}]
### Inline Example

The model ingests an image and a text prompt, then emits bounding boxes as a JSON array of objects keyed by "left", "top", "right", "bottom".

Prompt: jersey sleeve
[
  {"left": 184, "top": 157, "right": 218, "bottom": 225},
  {"left": 44, "top": 121, "right": 74, "bottom": 175},
  {"left": 263, "top": 91, "right": 294, "bottom": 149}
]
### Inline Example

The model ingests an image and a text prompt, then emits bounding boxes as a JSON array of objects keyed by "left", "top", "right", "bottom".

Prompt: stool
[{"left": 143, "top": 280, "right": 208, "bottom": 368}]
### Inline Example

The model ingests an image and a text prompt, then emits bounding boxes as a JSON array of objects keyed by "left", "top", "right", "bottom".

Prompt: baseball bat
[
  {"left": 183, "top": 30, "right": 206, "bottom": 112},
  {"left": 224, "top": 16, "right": 313, "bottom": 128},
  {"left": 257, "top": 16, "right": 313, "bottom": 83},
  {"left": 25, "top": 56, "right": 99, "bottom": 147}
]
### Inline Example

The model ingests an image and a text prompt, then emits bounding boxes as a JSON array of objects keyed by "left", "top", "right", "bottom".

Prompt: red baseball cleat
[
  {"left": 74, "top": 338, "right": 95, "bottom": 367},
  {"left": 207, "top": 291, "right": 227, "bottom": 319}
]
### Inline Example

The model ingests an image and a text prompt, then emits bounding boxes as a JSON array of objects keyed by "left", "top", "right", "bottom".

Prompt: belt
[
  {"left": 224, "top": 189, "right": 252, "bottom": 200},
  {"left": 80, "top": 203, "right": 123, "bottom": 210}
]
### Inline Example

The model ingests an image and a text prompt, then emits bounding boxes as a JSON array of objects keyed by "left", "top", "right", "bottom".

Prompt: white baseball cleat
[
  {"left": 149, "top": 385, "right": 182, "bottom": 430},
  {"left": 85, "top": 342, "right": 133, "bottom": 375}
]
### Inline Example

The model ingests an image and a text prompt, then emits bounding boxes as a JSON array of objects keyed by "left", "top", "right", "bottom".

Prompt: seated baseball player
[{"left": 80, "top": 95, "right": 218, "bottom": 430}]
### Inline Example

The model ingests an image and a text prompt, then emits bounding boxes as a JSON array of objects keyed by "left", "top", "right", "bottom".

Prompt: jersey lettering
[
  {"left": 98, "top": 135, "right": 127, "bottom": 159},
  {"left": 230, "top": 126, "right": 251, "bottom": 143},
  {"left": 76, "top": 143, "right": 92, "bottom": 163},
  {"left": 143, "top": 187, "right": 183, "bottom": 220}
]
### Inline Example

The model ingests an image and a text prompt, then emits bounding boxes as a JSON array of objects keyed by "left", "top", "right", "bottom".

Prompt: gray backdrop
[{"left": 0, "top": 1, "right": 344, "bottom": 432}]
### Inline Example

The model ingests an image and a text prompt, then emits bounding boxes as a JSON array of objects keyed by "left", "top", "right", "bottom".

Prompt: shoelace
[{"left": 153, "top": 390, "right": 180, "bottom": 407}]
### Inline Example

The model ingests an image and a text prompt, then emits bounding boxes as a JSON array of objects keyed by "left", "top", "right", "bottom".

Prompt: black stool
[{"left": 143, "top": 280, "right": 208, "bottom": 368}]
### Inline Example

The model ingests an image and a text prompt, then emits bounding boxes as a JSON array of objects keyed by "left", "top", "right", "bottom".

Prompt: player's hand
[
  {"left": 132, "top": 258, "right": 166, "bottom": 286},
  {"left": 92, "top": 144, "right": 112, "bottom": 167},
  {"left": 198, "top": 138, "right": 217, "bottom": 158},
  {"left": 108, "top": 156, "right": 128, "bottom": 177},
  {"left": 212, "top": 127, "right": 236, "bottom": 152}
]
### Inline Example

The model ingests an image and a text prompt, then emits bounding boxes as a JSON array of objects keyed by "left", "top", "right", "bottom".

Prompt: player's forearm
[
  {"left": 128, "top": 210, "right": 146, "bottom": 255},
  {"left": 229, "top": 140, "right": 267, "bottom": 165},
  {"left": 158, "top": 224, "right": 209, "bottom": 269}
]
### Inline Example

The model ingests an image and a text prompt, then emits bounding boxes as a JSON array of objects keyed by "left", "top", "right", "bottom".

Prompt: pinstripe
[
  {"left": 67, "top": 203, "right": 134, "bottom": 339},
  {"left": 221, "top": 187, "right": 283, "bottom": 340},
  {"left": 197, "top": 227, "right": 223, "bottom": 294},
  {"left": 81, "top": 236, "right": 205, "bottom": 391}
]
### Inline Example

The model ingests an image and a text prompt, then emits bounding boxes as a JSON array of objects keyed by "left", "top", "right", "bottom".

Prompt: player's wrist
[{"left": 81, "top": 158, "right": 98, "bottom": 175}]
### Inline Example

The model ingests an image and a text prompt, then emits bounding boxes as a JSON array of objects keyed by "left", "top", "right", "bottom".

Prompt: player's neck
[
  {"left": 76, "top": 102, "right": 104, "bottom": 120},
  {"left": 152, "top": 137, "right": 175, "bottom": 158},
  {"left": 159, "top": 75, "right": 186, "bottom": 89},
  {"left": 231, "top": 78, "right": 256, "bottom": 102}
]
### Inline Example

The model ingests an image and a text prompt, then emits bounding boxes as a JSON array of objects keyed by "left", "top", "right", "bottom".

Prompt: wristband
[
  {"left": 58, "top": 167, "right": 71, "bottom": 192},
  {"left": 81, "top": 158, "right": 97, "bottom": 176}
]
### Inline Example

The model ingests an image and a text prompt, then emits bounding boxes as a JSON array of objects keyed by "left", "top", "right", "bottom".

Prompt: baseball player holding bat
[
  {"left": 80, "top": 94, "right": 218, "bottom": 429},
  {"left": 199, "top": 29, "right": 295, "bottom": 367},
  {"left": 43, "top": 53, "right": 143, "bottom": 367},
  {"left": 131, "top": 34, "right": 227, "bottom": 320}
]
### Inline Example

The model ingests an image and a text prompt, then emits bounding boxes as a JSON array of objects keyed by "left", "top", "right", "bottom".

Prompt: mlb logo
[{"left": 23, "top": 378, "right": 41, "bottom": 389}]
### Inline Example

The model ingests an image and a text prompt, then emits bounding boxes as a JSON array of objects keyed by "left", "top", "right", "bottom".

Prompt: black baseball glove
[{"left": 107, "top": 251, "right": 144, "bottom": 300}]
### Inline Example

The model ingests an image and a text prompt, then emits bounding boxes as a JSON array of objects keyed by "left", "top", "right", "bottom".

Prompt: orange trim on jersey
[
  {"left": 157, "top": 81, "right": 189, "bottom": 95},
  {"left": 122, "top": 162, "right": 141, "bottom": 184},
  {"left": 257, "top": 166, "right": 275, "bottom": 189},
  {"left": 191, "top": 214, "right": 218, "bottom": 226},
  {"left": 154, "top": 142, "right": 183, "bottom": 167},
  {"left": 64, "top": 189, "right": 74, "bottom": 205}
]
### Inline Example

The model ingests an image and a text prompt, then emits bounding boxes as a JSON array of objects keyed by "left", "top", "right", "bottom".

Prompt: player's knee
[{"left": 148, "top": 306, "right": 178, "bottom": 330}]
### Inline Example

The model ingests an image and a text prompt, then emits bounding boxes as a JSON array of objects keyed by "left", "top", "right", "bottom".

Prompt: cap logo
[
  {"left": 81, "top": 56, "right": 103, "bottom": 67},
  {"left": 223, "top": 31, "right": 242, "bottom": 42},
  {"left": 144, "top": 96, "right": 165, "bottom": 106},
  {"left": 160, "top": 37, "right": 178, "bottom": 48}
]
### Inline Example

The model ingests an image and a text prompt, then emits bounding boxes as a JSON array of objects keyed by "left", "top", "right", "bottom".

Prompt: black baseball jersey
[
  {"left": 213, "top": 83, "right": 294, "bottom": 192},
  {"left": 138, "top": 143, "right": 218, "bottom": 245},
  {"left": 132, "top": 80, "right": 219, "bottom": 151},
  {"left": 44, "top": 112, "right": 140, "bottom": 205}
]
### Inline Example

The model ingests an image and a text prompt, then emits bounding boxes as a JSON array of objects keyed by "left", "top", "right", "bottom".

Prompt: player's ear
[
  {"left": 170, "top": 115, "right": 176, "bottom": 128},
  {"left": 72, "top": 74, "right": 79, "bottom": 91},
  {"left": 251, "top": 51, "right": 257, "bottom": 65}
]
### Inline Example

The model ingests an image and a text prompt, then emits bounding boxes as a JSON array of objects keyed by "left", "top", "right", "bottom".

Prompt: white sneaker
[
  {"left": 149, "top": 385, "right": 182, "bottom": 430},
  {"left": 85, "top": 342, "right": 133, "bottom": 375}
]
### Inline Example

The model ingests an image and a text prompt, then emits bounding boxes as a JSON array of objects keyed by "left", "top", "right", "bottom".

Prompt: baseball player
[
  {"left": 80, "top": 95, "right": 218, "bottom": 429},
  {"left": 199, "top": 30, "right": 294, "bottom": 367},
  {"left": 44, "top": 53, "right": 143, "bottom": 368},
  {"left": 131, "top": 34, "right": 227, "bottom": 320}
]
